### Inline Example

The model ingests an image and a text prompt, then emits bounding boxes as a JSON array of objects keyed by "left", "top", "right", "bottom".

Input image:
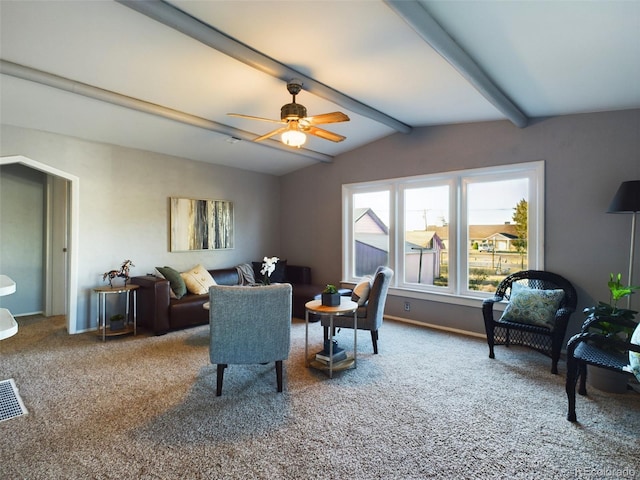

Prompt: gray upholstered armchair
[
  {"left": 322, "top": 266, "right": 393, "bottom": 354},
  {"left": 209, "top": 283, "right": 292, "bottom": 396}
]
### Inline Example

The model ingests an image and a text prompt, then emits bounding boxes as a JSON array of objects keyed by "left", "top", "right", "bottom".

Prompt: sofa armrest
[
  {"left": 286, "top": 265, "right": 312, "bottom": 285},
  {"left": 130, "top": 275, "right": 170, "bottom": 334}
]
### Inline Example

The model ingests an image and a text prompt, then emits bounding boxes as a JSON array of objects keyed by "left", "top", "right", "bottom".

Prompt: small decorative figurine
[{"left": 103, "top": 259, "right": 135, "bottom": 287}]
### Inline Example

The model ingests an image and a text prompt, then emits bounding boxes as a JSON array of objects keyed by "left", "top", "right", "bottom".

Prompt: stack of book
[{"left": 315, "top": 343, "right": 347, "bottom": 365}]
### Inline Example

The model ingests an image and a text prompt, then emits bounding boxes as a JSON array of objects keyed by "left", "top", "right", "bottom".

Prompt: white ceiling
[{"left": 1, "top": 0, "right": 639, "bottom": 176}]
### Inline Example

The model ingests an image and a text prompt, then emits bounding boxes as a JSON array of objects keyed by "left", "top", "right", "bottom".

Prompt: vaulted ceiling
[{"left": 1, "top": 0, "right": 639, "bottom": 175}]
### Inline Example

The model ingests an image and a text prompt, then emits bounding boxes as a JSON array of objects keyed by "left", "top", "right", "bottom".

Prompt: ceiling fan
[{"left": 228, "top": 79, "right": 350, "bottom": 148}]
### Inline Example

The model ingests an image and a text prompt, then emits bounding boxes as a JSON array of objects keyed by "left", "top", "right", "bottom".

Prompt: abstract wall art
[{"left": 170, "top": 197, "right": 234, "bottom": 251}]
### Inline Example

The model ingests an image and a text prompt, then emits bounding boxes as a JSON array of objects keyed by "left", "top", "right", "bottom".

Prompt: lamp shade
[{"left": 608, "top": 180, "right": 640, "bottom": 213}]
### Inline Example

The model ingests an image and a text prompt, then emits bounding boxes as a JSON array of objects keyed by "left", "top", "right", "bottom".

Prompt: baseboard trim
[{"left": 385, "top": 315, "right": 486, "bottom": 339}]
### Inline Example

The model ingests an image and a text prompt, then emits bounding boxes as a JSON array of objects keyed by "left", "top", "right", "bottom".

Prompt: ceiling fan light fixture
[
  {"left": 228, "top": 79, "right": 349, "bottom": 146},
  {"left": 281, "top": 127, "right": 306, "bottom": 148}
]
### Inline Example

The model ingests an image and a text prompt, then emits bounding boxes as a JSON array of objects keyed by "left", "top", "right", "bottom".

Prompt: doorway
[{"left": 0, "top": 155, "right": 79, "bottom": 333}]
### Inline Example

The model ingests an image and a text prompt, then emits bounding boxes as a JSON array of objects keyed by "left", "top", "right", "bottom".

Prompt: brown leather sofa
[{"left": 131, "top": 264, "right": 324, "bottom": 335}]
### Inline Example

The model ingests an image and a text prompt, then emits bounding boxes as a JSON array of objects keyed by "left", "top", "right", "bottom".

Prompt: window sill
[{"left": 341, "top": 282, "right": 507, "bottom": 311}]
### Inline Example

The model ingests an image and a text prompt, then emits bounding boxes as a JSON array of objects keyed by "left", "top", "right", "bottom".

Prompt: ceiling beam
[
  {"left": 385, "top": 0, "right": 529, "bottom": 128},
  {"left": 116, "top": 0, "right": 412, "bottom": 135},
  {"left": 0, "top": 60, "right": 333, "bottom": 163}
]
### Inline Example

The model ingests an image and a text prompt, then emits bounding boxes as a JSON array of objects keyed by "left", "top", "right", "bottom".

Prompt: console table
[{"left": 305, "top": 298, "right": 358, "bottom": 378}]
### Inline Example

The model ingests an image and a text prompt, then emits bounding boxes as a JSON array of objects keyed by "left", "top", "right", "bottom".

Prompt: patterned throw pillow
[
  {"left": 629, "top": 322, "right": 640, "bottom": 382},
  {"left": 180, "top": 264, "right": 217, "bottom": 295},
  {"left": 156, "top": 266, "right": 187, "bottom": 299},
  {"left": 351, "top": 277, "right": 372, "bottom": 306},
  {"left": 499, "top": 282, "right": 565, "bottom": 330}
]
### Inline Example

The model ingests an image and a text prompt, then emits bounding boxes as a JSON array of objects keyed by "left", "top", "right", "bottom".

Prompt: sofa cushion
[
  {"left": 156, "top": 266, "right": 187, "bottom": 299},
  {"left": 181, "top": 264, "right": 217, "bottom": 295}
]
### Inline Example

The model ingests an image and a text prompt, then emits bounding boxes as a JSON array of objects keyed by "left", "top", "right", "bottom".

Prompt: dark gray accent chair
[
  {"left": 322, "top": 266, "right": 393, "bottom": 354},
  {"left": 209, "top": 283, "right": 292, "bottom": 396}
]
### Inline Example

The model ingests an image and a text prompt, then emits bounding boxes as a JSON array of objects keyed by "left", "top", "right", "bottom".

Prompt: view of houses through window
[
  {"left": 344, "top": 162, "right": 543, "bottom": 298},
  {"left": 466, "top": 178, "right": 529, "bottom": 292},
  {"left": 353, "top": 197, "right": 389, "bottom": 277},
  {"left": 403, "top": 184, "right": 450, "bottom": 288}
]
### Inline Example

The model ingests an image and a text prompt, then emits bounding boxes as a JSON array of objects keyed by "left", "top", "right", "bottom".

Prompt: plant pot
[
  {"left": 321, "top": 292, "right": 340, "bottom": 307},
  {"left": 110, "top": 319, "right": 125, "bottom": 331},
  {"left": 587, "top": 365, "right": 629, "bottom": 393}
]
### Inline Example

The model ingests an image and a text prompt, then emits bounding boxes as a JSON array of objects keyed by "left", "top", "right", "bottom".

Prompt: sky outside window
[{"left": 468, "top": 178, "right": 528, "bottom": 225}]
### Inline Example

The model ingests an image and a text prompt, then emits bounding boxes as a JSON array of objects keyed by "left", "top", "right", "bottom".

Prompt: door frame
[{"left": 0, "top": 155, "right": 79, "bottom": 334}]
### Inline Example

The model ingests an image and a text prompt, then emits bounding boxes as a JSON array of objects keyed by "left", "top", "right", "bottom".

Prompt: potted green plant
[
  {"left": 321, "top": 284, "right": 340, "bottom": 307},
  {"left": 109, "top": 313, "right": 125, "bottom": 331},
  {"left": 583, "top": 273, "right": 639, "bottom": 340},
  {"left": 583, "top": 273, "right": 639, "bottom": 392}
]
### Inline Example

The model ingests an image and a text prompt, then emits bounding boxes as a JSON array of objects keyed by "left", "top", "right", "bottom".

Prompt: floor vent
[{"left": 0, "top": 378, "right": 28, "bottom": 422}]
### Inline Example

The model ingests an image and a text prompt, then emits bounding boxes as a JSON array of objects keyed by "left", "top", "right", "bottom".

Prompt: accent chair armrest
[
  {"left": 481, "top": 296, "right": 503, "bottom": 322},
  {"left": 482, "top": 295, "right": 504, "bottom": 306}
]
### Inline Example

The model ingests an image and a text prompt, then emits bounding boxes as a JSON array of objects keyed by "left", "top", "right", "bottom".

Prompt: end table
[
  {"left": 305, "top": 298, "right": 358, "bottom": 378},
  {"left": 94, "top": 284, "right": 138, "bottom": 341}
]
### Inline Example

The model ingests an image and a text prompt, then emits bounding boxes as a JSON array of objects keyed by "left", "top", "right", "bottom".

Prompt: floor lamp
[{"left": 608, "top": 180, "right": 640, "bottom": 308}]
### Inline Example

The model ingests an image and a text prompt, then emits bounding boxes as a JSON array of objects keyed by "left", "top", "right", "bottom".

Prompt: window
[
  {"left": 342, "top": 161, "right": 544, "bottom": 300},
  {"left": 352, "top": 189, "right": 390, "bottom": 276}
]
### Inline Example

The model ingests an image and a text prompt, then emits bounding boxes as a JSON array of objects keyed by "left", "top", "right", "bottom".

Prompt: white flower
[{"left": 260, "top": 256, "right": 279, "bottom": 283}]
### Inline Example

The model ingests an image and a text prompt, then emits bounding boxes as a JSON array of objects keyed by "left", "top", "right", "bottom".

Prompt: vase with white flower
[{"left": 260, "top": 256, "right": 279, "bottom": 285}]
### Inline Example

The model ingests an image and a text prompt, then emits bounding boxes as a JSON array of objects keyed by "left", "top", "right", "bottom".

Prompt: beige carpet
[{"left": 1, "top": 314, "right": 638, "bottom": 479}]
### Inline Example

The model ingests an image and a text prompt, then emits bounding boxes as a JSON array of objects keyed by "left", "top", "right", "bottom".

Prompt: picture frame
[{"left": 170, "top": 197, "right": 234, "bottom": 252}]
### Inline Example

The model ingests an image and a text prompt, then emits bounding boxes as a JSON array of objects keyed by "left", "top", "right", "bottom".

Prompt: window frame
[{"left": 342, "top": 161, "right": 545, "bottom": 304}]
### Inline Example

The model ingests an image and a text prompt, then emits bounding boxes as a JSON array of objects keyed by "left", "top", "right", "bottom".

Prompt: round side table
[{"left": 305, "top": 298, "right": 358, "bottom": 378}]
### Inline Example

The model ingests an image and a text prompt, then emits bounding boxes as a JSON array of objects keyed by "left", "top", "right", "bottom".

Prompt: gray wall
[
  {"left": 0, "top": 163, "right": 45, "bottom": 314},
  {"left": 1, "top": 125, "right": 283, "bottom": 332},
  {"left": 2, "top": 109, "right": 638, "bottom": 337},
  {"left": 280, "top": 109, "right": 640, "bottom": 338}
]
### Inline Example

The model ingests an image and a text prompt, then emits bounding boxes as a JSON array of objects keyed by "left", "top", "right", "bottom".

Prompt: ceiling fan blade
[
  {"left": 304, "top": 125, "right": 346, "bottom": 143},
  {"left": 253, "top": 126, "right": 288, "bottom": 142},
  {"left": 227, "top": 113, "right": 284, "bottom": 124},
  {"left": 304, "top": 112, "right": 350, "bottom": 125}
]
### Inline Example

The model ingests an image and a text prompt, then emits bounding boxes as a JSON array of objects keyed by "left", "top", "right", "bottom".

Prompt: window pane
[
  {"left": 353, "top": 191, "right": 389, "bottom": 277},
  {"left": 404, "top": 185, "right": 449, "bottom": 287},
  {"left": 467, "top": 179, "right": 528, "bottom": 292}
]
